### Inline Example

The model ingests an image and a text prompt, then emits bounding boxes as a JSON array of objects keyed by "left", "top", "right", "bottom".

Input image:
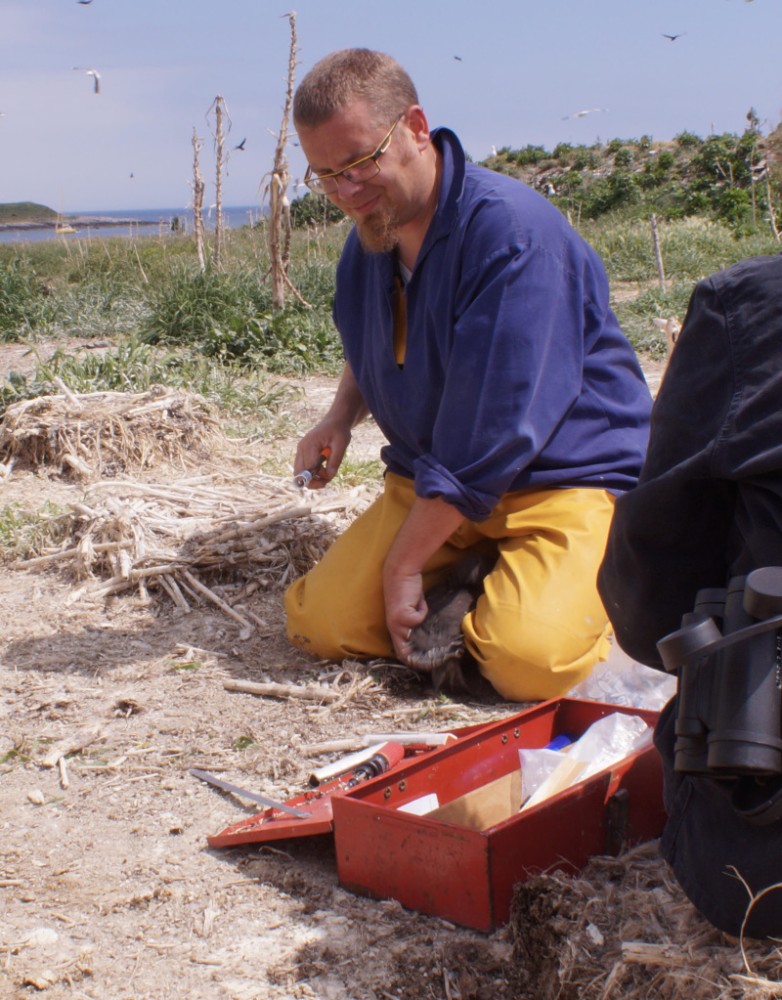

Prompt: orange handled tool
[{"left": 293, "top": 447, "right": 331, "bottom": 488}]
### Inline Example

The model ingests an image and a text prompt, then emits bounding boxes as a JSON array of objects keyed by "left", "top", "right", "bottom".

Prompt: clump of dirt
[{"left": 511, "top": 842, "right": 742, "bottom": 999}]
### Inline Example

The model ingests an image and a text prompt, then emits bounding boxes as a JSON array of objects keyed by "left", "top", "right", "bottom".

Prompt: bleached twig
[{"left": 223, "top": 678, "right": 342, "bottom": 703}]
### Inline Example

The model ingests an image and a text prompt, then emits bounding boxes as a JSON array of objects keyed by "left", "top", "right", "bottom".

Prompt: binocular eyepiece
[{"left": 657, "top": 567, "right": 782, "bottom": 780}]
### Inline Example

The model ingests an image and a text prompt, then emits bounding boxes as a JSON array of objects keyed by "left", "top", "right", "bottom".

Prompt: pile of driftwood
[
  {"left": 12, "top": 473, "right": 373, "bottom": 633},
  {"left": 0, "top": 383, "right": 224, "bottom": 479}
]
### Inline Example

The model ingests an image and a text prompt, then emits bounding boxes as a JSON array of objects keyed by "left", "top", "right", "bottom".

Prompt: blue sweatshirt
[{"left": 333, "top": 127, "right": 652, "bottom": 521}]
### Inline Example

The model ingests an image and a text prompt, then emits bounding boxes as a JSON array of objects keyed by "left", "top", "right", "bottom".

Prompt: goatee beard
[{"left": 355, "top": 208, "right": 399, "bottom": 254}]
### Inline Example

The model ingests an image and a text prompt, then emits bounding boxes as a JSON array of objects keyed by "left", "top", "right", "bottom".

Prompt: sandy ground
[
  {"left": 1, "top": 345, "right": 741, "bottom": 1000},
  {"left": 0, "top": 342, "right": 528, "bottom": 1000}
]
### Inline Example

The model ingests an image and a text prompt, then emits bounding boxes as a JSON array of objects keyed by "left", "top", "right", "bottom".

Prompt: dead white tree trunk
[
  {"left": 766, "top": 174, "right": 781, "bottom": 242},
  {"left": 265, "top": 11, "right": 305, "bottom": 308},
  {"left": 192, "top": 128, "right": 206, "bottom": 273},
  {"left": 213, "top": 96, "right": 226, "bottom": 270},
  {"left": 650, "top": 213, "right": 666, "bottom": 291}
]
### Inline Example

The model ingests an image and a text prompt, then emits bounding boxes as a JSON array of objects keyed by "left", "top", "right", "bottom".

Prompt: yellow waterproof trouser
[{"left": 284, "top": 472, "right": 615, "bottom": 702}]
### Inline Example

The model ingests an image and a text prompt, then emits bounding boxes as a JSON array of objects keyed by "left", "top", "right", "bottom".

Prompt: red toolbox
[{"left": 332, "top": 698, "right": 664, "bottom": 932}]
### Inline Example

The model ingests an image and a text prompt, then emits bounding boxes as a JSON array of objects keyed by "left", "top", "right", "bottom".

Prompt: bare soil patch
[
  {"left": 0, "top": 338, "right": 111, "bottom": 381},
  {"left": 0, "top": 345, "right": 767, "bottom": 1000}
]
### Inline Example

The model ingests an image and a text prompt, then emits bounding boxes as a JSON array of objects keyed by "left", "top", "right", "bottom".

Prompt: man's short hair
[{"left": 293, "top": 48, "right": 419, "bottom": 129}]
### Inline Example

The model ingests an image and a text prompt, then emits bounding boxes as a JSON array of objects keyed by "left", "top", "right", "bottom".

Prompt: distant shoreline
[
  {"left": 0, "top": 203, "right": 264, "bottom": 236},
  {"left": 0, "top": 205, "right": 263, "bottom": 243},
  {"left": 0, "top": 216, "right": 160, "bottom": 233}
]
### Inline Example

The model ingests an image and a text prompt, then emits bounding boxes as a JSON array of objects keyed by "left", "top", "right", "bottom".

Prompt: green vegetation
[
  {"left": 171, "top": 659, "right": 202, "bottom": 672},
  {"left": 612, "top": 282, "right": 697, "bottom": 356},
  {"left": 233, "top": 735, "right": 256, "bottom": 750},
  {"left": 0, "top": 502, "right": 72, "bottom": 563},
  {"left": 584, "top": 215, "right": 779, "bottom": 283},
  {"left": 0, "top": 202, "right": 58, "bottom": 224},
  {"left": 289, "top": 192, "right": 345, "bottom": 228},
  {"left": 1, "top": 118, "right": 781, "bottom": 404},
  {"left": 486, "top": 114, "right": 781, "bottom": 234},
  {"left": 0, "top": 336, "right": 301, "bottom": 442},
  {"left": 0, "top": 256, "right": 60, "bottom": 337},
  {"left": 141, "top": 260, "right": 342, "bottom": 374}
]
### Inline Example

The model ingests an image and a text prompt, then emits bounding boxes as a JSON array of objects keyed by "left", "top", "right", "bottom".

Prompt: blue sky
[{"left": 1, "top": 0, "right": 780, "bottom": 213}]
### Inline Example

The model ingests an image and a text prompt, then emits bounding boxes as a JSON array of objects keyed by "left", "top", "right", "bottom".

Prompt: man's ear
[{"left": 405, "top": 105, "right": 431, "bottom": 149}]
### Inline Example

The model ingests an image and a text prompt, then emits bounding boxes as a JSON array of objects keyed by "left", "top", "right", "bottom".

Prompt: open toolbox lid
[
  {"left": 205, "top": 723, "right": 486, "bottom": 848},
  {"left": 204, "top": 699, "right": 662, "bottom": 852},
  {"left": 207, "top": 785, "right": 341, "bottom": 847}
]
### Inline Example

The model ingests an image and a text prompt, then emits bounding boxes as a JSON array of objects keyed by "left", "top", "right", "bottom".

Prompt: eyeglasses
[{"left": 303, "top": 114, "right": 404, "bottom": 195}]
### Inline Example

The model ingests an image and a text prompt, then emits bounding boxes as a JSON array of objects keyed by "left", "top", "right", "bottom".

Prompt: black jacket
[
  {"left": 599, "top": 253, "right": 782, "bottom": 937},
  {"left": 599, "top": 253, "right": 782, "bottom": 666}
]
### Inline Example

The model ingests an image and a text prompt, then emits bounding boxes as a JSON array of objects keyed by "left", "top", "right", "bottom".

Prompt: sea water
[{"left": 0, "top": 205, "right": 265, "bottom": 245}]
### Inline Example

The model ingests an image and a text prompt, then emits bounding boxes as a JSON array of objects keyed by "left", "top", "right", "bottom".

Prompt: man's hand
[
  {"left": 292, "top": 362, "right": 368, "bottom": 489},
  {"left": 383, "top": 566, "right": 428, "bottom": 662},
  {"left": 293, "top": 432, "right": 343, "bottom": 489},
  {"left": 382, "top": 494, "right": 466, "bottom": 662}
]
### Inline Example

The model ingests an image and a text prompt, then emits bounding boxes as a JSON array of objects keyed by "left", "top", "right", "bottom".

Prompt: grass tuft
[{"left": 0, "top": 502, "right": 73, "bottom": 563}]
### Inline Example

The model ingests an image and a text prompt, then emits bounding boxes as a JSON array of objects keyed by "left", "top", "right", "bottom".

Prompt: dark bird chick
[{"left": 407, "top": 550, "right": 499, "bottom": 699}]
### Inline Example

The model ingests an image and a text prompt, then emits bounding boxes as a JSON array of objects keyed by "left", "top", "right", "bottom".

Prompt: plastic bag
[
  {"left": 519, "top": 712, "right": 652, "bottom": 810},
  {"left": 568, "top": 643, "right": 676, "bottom": 710}
]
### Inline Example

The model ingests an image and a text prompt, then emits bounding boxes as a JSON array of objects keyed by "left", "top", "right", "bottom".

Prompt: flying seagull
[
  {"left": 453, "top": 55, "right": 463, "bottom": 61},
  {"left": 561, "top": 107, "right": 607, "bottom": 120},
  {"left": 77, "top": 1, "right": 94, "bottom": 4},
  {"left": 73, "top": 66, "right": 100, "bottom": 93},
  {"left": 235, "top": 137, "right": 246, "bottom": 151},
  {"left": 661, "top": 32, "right": 685, "bottom": 41}
]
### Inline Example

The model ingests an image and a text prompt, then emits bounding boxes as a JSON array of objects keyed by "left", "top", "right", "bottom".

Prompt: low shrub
[{"left": 0, "top": 256, "right": 59, "bottom": 340}]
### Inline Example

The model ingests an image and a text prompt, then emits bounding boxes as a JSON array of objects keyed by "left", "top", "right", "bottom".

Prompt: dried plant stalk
[
  {"left": 0, "top": 385, "right": 223, "bottom": 479},
  {"left": 265, "top": 11, "right": 309, "bottom": 309},
  {"left": 650, "top": 213, "right": 666, "bottom": 291},
  {"left": 213, "top": 95, "right": 226, "bottom": 269},
  {"left": 11, "top": 471, "right": 376, "bottom": 632},
  {"left": 766, "top": 173, "right": 780, "bottom": 242},
  {"left": 192, "top": 127, "right": 206, "bottom": 272},
  {"left": 223, "top": 678, "right": 342, "bottom": 703}
]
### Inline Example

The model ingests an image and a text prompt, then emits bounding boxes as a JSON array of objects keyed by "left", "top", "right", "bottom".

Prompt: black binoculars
[{"left": 657, "top": 567, "right": 782, "bottom": 790}]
